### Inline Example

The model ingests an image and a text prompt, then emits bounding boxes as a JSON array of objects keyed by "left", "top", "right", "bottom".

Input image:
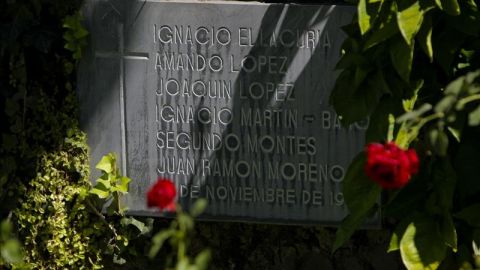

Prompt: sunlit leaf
[
  {"left": 358, "top": 0, "right": 372, "bottom": 34},
  {"left": 95, "top": 153, "right": 115, "bottom": 173},
  {"left": 417, "top": 13, "right": 433, "bottom": 61},
  {"left": 400, "top": 218, "right": 446, "bottom": 270},
  {"left": 397, "top": 2, "right": 424, "bottom": 45}
]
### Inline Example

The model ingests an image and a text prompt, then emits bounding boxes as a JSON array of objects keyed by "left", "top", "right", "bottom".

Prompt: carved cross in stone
[{"left": 95, "top": 23, "right": 149, "bottom": 176}]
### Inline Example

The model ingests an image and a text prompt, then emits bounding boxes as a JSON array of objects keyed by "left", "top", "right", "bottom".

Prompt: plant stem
[
  {"left": 457, "top": 94, "right": 480, "bottom": 108},
  {"left": 86, "top": 198, "right": 118, "bottom": 240}
]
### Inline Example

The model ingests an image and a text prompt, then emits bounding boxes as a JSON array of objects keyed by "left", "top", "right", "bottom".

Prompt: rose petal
[{"left": 364, "top": 142, "right": 420, "bottom": 190}]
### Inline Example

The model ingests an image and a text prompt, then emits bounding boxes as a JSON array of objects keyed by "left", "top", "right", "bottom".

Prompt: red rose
[
  {"left": 147, "top": 178, "right": 177, "bottom": 211},
  {"left": 365, "top": 142, "right": 419, "bottom": 189}
]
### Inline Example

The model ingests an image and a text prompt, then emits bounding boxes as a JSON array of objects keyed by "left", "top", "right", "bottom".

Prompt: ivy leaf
[
  {"left": 114, "top": 176, "right": 131, "bottom": 194},
  {"left": 397, "top": 2, "right": 424, "bottom": 46},
  {"left": 390, "top": 36, "right": 414, "bottom": 82},
  {"left": 95, "top": 178, "right": 111, "bottom": 189},
  {"left": 89, "top": 187, "right": 110, "bottom": 199},
  {"left": 96, "top": 153, "right": 115, "bottom": 173},
  {"left": 417, "top": 13, "right": 433, "bottom": 61},
  {"left": 400, "top": 218, "right": 447, "bottom": 270},
  {"left": 121, "top": 217, "right": 152, "bottom": 236},
  {"left": 113, "top": 254, "right": 126, "bottom": 265},
  {"left": 358, "top": 0, "right": 371, "bottom": 34}
]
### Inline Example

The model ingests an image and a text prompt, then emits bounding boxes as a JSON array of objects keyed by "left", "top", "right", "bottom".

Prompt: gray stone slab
[{"left": 78, "top": 0, "right": 378, "bottom": 226}]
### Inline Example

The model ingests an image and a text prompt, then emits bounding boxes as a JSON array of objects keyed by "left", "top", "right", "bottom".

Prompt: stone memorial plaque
[{"left": 78, "top": 0, "right": 376, "bottom": 225}]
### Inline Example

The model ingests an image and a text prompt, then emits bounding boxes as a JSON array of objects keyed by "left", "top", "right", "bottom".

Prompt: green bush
[{"left": 15, "top": 129, "right": 104, "bottom": 269}]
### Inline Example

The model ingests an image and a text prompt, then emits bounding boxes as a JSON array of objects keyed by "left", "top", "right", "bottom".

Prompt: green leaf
[
  {"left": 435, "top": 96, "right": 456, "bottom": 113},
  {"left": 366, "top": 99, "right": 400, "bottom": 142},
  {"left": 389, "top": 232, "right": 401, "bottom": 252},
  {"left": 113, "top": 254, "right": 126, "bottom": 265},
  {"left": 397, "top": 2, "right": 424, "bottom": 45},
  {"left": 447, "top": 126, "right": 461, "bottom": 142},
  {"left": 397, "top": 103, "right": 432, "bottom": 122},
  {"left": 178, "top": 214, "right": 195, "bottom": 231},
  {"left": 95, "top": 178, "right": 111, "bottom": 189},
  {"left": 363, "top": 16, "right": 398, "bottom": 50},
  {"left": 96, "top": 153, "right": 115, "bottom": 173},
  {"left": 358, "top": 0, "right": 372, "bottom": 34},
  {"left": 432, "top": 159, "right": 456, "bottom": 210},
  {"left": 176, "top": 259, "right": 189, "bottom": 270},
  {"left": 121, "top": 217, "right": 152, "bottom": 236},
  {"left": 455, "top": 203, "right": 480, "bottom": 227},
  {"left": 1, "top": 220, "right": 12, "bottom": 240},
  {"left": 417, "top": 13, "right": 433, "bottom": 61},
  {"left": 194, "top": 250, "right": 211, "bottom": 270},
  {"left": 343, "top": 153, "right": 382, "bottom": 213},
  {"left": 402, "top": 86, "right": 420, "bottom": 112},
  {"left": 353, "top": 66, "right": 370, "bottom": 89},
  {"left": 89, "top": 188, "right": 110, "bottom": 199},
  {"left": 468, "top": 105, "right": 480, "bottom": 126},
  {"left": 333, "top": 153, "right": 381, "bottom": 251},
  {"left": 115, "top": 176, "right": 131, "bottom": 193},
  {"left": 428, "top": 128, "right": 449, "bottom": 156},
  {"left": 390, "top": 36, "right": 414, "bottom": 82},
  {"left": 1, "top": 239, "right": 23, "bottom": 264},
  {"left": 400, "top": 218, "right": 447, "bottom": 270},
  {"left": 149, "top": 229, "right": 176, "bottom": 259},
  {"left": 439, "top": 0, "right": 461, "bottom": 15},
  {"left": 330, "top": 70, "right": 370, "bottom": 125},
  {"left": 388, "top": 218, "right": 412, "bottom": 252},
  {"left": 440, "top": 214, "right": 457, "bottom": 252},
  {"left": 190, "top": 199, "right": 207, "bottom": 218}
]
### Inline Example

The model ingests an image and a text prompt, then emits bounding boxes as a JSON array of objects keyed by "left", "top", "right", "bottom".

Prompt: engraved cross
[{"left": 95, "top": 23, "right": 149, "bottom": 176}]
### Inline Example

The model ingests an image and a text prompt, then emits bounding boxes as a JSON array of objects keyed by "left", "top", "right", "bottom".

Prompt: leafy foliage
[
  {"left": 331, "top": 0, "right": 480, "bottom": 269},
  {"left": 149, "top": 199, "right": 211, "bottom": 270},
  {"left": 0, "top": 219, "right": 24, "bottom": 268},
  {"left": 63, "top": 12, "right": 89, "bottom": 61},
  {"left": 88, "top": 153, "right": 154, "bottom": 267},
  {"left": 15, "top": 130, "right": 104, "bottom": 269}
]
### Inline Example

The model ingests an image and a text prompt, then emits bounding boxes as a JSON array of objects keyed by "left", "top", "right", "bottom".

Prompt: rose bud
[
  {"left": 147, "top": 178, "right": 177, "bottom": 211},
  {"left": 365, "top": 142, "right": 419, "bottom": 189}
]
